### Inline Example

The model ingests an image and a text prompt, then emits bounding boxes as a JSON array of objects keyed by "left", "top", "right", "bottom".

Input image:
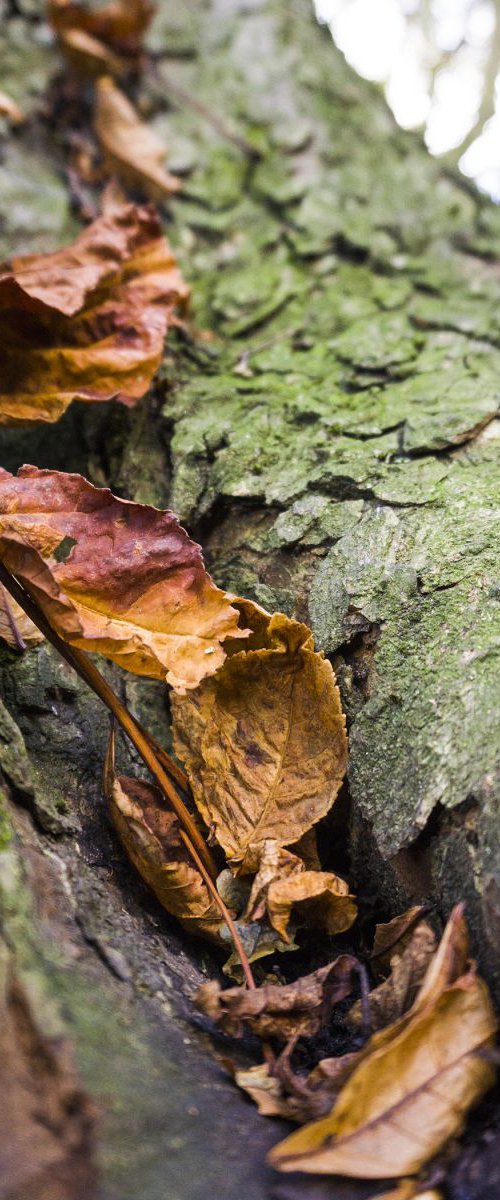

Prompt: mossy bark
[{"left": 2, "top": 1, "right": 500, "bottom": 1196}]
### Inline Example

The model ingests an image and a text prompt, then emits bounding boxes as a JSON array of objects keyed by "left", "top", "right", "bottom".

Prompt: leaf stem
[
  {"left": 179, "top": 831, "right": 256, "bottom": 992},
  {"left": 0, "top": 560, "right": 216, "bottom": 880}
]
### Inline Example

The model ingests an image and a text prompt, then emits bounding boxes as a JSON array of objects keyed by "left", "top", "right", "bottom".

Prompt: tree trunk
[{"left": 2, "top": 1, "right": 500, "bottom": 1196}]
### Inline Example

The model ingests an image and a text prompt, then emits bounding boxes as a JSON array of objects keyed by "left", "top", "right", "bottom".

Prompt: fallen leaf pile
[
  {"left": 0, "top": 6, "right": 497, "bottom": 1197},
  {"left": 0, "top": 196, "right": 188, "bottom": 425}
]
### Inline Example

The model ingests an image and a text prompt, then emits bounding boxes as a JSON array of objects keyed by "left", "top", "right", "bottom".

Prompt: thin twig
[{"left": 0, "top": 560, "right": 216, "bottom": 880}]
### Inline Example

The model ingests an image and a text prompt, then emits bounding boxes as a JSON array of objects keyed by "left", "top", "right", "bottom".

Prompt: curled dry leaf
[
  {"left": 0, "top": 585, "right": 44, "bottom": 651},
  {"left": 94, "top": 77, "right": 182, "bottom": 201},
  {"left": 371, "top": 906, "right": 428, "bottom": 971},
  {"left": 0, "top": 466, "right": 244, "bottom": 692},
  {"left": 172, "top": 600, "right": 348, "bottom": 870},
  {"left": 270, "top": 906, "right": 496, "bottom": 1179},
  {"left": 49, "top": 0, "right": 153, "bottom": 59},
  {"left": 0, "top": 198, "right": 189, "bottom": 425},
  {"left": 107, "top": 772, "right": 223, "bottom": 941},
  {"left": 195, "top": 956, "right": 357, "bottom": 1042},
  {"left": 243, "top": 839, "right": 356, "bottom": 943},
  {"left": 348, "top": 919, "right": 437, "bottom": 1031}
]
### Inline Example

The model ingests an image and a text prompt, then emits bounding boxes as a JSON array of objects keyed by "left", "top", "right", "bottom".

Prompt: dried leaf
[
  {"left": 0, "top": 91, "right": 24, "bottom": 124},
  {"left": 195, "top": 956, "right": 357, "bottom": 1042},
  {"left": 235, "top": 1049, "right": 362, "bottom": 1123},
  {"left": 172, "top": 600, "right": 348, "bottom": 869},
  {"left": 0, "top": 584, "right": 44, "bottom": 650},
  {"left": 49, "top": 0, "right": 153, "bottom": 58},
  {"left": 267, "top": 871, "right": 357, "bottom": 943},
  {"left": 56, "top": 28, "right": 127, "bottom": 77},
  {"left": 270, "top": 909, "right": 496, "bottom": 1178},
  {"left": 370, "top": 1185, "right": 440, "bottom": 1200},
  {"left": 94, "top": 77, "right": 182, "bottom": 201},
  {"left": 107, "top": 773, "right": 223, "bottom": 941},
  {"left": 0, "top": 198, "right": 189, "bottom": 425},
  {"left": 349, "top": 920, "right": 437, "bottom": 1031},
  {"left": 371, "top": 906, "right": 428, "bottom": 971},
  {"left": 0, "top": 466, "right": 244, "bottom": 692}
]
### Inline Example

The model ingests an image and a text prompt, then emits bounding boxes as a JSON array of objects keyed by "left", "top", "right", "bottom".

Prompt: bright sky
[{"left": 315, "top": 0, "right": 500, "bottom": 198}]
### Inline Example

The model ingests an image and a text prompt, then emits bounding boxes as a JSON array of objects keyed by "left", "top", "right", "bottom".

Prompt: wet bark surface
[{"left": 2, "top": 1, "right": 500, "bottom": 1196}]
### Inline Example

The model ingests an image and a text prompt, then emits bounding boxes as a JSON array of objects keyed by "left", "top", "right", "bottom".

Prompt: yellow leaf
[
  {"left": 172, "top": 600, "right": 347, "bottom": 868},
  {"left": 107, "top": 772, "right": 223, "bottom": 941},
  {"left": 0, "top": 466, "right": 245, "bottom": 692},
  {"left": 269, "top": 910, "right": 496, "bottom": 1178},
  {"left": 0, "top": 197, "right": 189, "bottom": 425},
  {"left": 94, "top": 77, "right": 182, "bottom": 202}
]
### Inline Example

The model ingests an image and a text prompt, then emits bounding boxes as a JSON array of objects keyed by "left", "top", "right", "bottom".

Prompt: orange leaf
[
  {"left": 0, "top": 197, "right": 188, "bottom": 425},
  {"left": 172, "top": 600, "right": 348, "bottom": 868},
  {"left": 94, "top": 77, "right": 182, "bottom": 202},
  {"left": 0, "top": 466, "right": 245, "bottom": 692}
]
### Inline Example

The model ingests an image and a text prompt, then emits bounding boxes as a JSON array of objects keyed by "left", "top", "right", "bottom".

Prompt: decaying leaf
[
  {"left": 0, "top": 197, "right": 189, "bottom": 425},
  {"left": 107, "top": 772, "right": 223, "bottom": 941},
  {"left": 195, "top": 956, "right": 357, "bottom": 1042},
  {"left": 94, "top": 77, "right": 182, "bottom": 201},
  {"left": 0, "top": 91, "right": 24, "bottom": 124},
  {"left": 270, "top": 907, "right": 496, "bottom": 1178},
  {"left": 49, "top": 0, "right": 153, "bottom": 59},
  {"left": 0, "top": 466, "right": 244, "bottom": 692},
  {"left": 172, "top": 600, "right": 348, "bottom": 870},
  {"left": 0, "top": 584, "right": 44, "bottom": 650},
  {"left": 348, "top": 919, "right": 437, "bottom": 1030}
]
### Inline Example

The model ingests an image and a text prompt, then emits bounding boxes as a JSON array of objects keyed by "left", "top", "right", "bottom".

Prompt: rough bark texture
[{"left": 2, "top": 1, "right": 500, "bottom": 1196}]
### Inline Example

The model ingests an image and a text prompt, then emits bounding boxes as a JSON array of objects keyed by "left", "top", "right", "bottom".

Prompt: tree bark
[{"left": 2, "top": 1, "right": 500, "bottom": 1196}]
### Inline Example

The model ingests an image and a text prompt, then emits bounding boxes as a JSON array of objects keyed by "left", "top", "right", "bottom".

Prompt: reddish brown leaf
[
  {"left": 0, "top": 197, "right": 188, "bottom": 425},
  {"left": 0, "top": 466, "right": 244, "bottom": 691},
  {"left": 49, "top": 0, "right": 153, "bottom": 58}
]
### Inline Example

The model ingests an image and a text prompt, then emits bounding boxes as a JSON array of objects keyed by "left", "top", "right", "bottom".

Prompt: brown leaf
[
  {"left": 349, "top": 920, "right": 437, "bottom": 1031},
  {"left": 371, "top": 906, "right": 428, "bottom": 971},
  {"left": 0, "top": 466, "right": 244, "bottom": 692},
  {"left": 56, "top": 28, "right": 127, "bottom": 78},
  {"left": 195, "top": 956, "right": 357, "bottom": 1042},
  {"left": 0, "top": 584, "right": 44, "bottom": 650},
  {"left": 235, "top": 1049, "right": 362, "bottom": 1123},
  {"left": 0, "top": 91, "right": 24, "bottom": 124},
  {"left": 107, "top": 772, "right": 223, "bottom": 941},
  {"left": 370, "top": 1185, "right": 440, "bottom": 1200},
  {"left": 94, "top": 77, "right": 182, "bottom": 201},
  {"left": 0, "top": 197, "right": 189, "bottom": 425},
  {"left": 172, "top": 600, "right": 348, "bottom": 869},
  {"left": 269, "top": 909, "right": 496, "bottom": 1178},
  {"left": 267, "top": 871, "right": 357, "bottom": 943},
  {"left": 49, "top": 0, "right": 153, "bottom": 58}
]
